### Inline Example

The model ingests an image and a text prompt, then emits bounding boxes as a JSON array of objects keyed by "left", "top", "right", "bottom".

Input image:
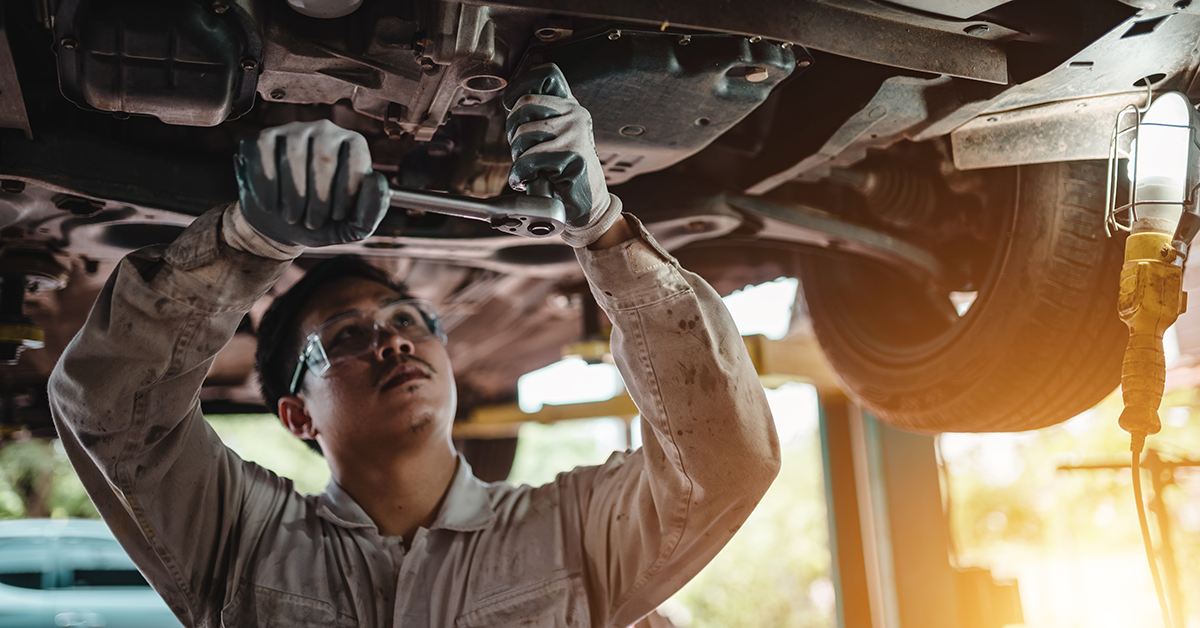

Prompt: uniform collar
[
  {"left": 430, "top": 455, "right": 497, "bottom": 532},
  {"left": 316, "top": 454, "right": 496, "bottom": 534}
]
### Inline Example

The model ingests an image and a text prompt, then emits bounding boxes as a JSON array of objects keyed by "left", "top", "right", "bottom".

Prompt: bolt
[
  {"left": 797, "top": 58, "right": 812, "bottom": 68},
  {"left": 534, "top": 27, "right": 572, "bottom": 42},
  {"left": 781, "top": 42, "right": 794, "bottom": 49},
  {"left": 748, "top": 35, "right": 762, "bottom": 43},
  {"left": 384, "top": 121, "right": 404, "bottom": 139},
  {"left": 240, "top": 57, "right": 257, "bottom": 71},
  {"left": 619, "top": 124, "right": 646, "bottom": 137},
  {"left": 1162, "top": 245, "right": 1173, "bottom": 258},
  {"left": 419, "top": 57, "right": 438, "bottom": 74},
  {"left": 678, "top": 34, "right": 691, "bottom": 45},
  {"left": 270, "top": 89, "right": 286, "bottom": 100},
  {"left": 59, "top": 38, "right": 77, "bottom": 50},
  {"left": 211, "top": 1, "right": 229, "bottom": 14},
  {"left": 744, "top": 66, "right": 770, "bottom": 83},
  {"left": 964, "top": 24, "right": 989, "bottom": 36},
  {"left": 608, "top": 29, "right": 621, "bottom": 41}
]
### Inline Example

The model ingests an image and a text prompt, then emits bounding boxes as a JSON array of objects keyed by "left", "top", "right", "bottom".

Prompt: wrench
[{"left": 387, "top": 181, "right": 566, "bottom": 238}]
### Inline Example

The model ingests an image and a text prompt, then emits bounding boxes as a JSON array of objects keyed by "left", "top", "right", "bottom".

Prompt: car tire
[{"left": 799, "top": 160, "right": 1128, "bottom": 433}]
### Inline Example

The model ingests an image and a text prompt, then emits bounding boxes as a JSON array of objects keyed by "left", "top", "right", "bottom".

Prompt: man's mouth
[{"left": 378, "top": 360, "right": 433, "bottom": 391}]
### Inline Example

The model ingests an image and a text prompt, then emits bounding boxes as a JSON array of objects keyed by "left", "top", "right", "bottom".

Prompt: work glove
[
  {"left": 504, "top": 63, "right": 620, "bottom": 248},
  {"left": 234, "top": 119, "right": 389, "bottom": 248}
]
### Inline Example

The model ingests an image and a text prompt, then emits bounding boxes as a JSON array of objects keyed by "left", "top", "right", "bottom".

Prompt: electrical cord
[{"left": 1130, "top": 433, "right": 1173, "bottom": 628}]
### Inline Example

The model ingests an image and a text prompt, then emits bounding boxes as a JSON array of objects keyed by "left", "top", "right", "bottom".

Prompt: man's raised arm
[
  {"left": 502, "top": 64, "right": 782, "bottom": 627},
  {"left": 48, "top": 120, "right": 388, "bottom": 626}
]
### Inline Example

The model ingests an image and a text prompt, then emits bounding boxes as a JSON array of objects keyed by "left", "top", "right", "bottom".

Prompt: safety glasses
[{"left": 289, "top": 298, "right": 446, "bottom": 394}]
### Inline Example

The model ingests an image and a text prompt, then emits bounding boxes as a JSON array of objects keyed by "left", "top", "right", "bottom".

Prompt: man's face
[{"left": 292, "top": 277, "right": 457, "bottom": 460}]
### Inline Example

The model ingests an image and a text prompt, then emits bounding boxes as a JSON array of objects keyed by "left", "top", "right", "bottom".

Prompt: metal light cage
[{"left": 1106, "top": 88, "right": 1200, "bottom": 255}]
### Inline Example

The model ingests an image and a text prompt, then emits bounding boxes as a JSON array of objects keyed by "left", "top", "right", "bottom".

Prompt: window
[
  {"left": 0, "top": 536, "right": 51, "bottom": 590},
  {"left": 56, "top": 537, "right": 149, "bottom": 588}
]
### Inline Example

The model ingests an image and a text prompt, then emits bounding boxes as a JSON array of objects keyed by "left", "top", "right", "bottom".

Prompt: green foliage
[
  {"left": 0, "top": 414, "right": 328, "bottom": 522},
  {"left": 507, "top": 419, "right": 626, "bottom": 487},
  {"left": 665, "top": 435, "right": 832, "bottom": 628},
  {"left": 0, "top": 439, "right": 98, "bottom": 519},
  {"left": 508, "top": 417, "right": 833, "bottom": 628},
  {"left": 205, "top": 414, "right": 331, "bottom": 495},
  {"left": 943, "top": 389, "right": 1200, "bottom": 624}
]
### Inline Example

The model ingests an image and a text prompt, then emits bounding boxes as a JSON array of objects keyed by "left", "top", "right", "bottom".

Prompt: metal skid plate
[
  {"left": 479, "top": 0, "right": 1016, "bottom": 83},
  {"left": 53, "top": 0, "right": 262, "bottom": 126},
  {"left": 523, "top": 30, "right": 800, "bottom": 185},
  {"left": 952, "top": 10, "right": 1200, "bottom": 170}
]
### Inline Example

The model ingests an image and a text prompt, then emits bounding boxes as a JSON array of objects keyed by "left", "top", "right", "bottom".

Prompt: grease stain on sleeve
[{"left": 144, "top": 424, "right": 170, "bottom": 446}]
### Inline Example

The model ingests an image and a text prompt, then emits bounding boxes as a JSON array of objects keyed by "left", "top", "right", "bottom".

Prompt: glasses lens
[
  {"left": 306, "top": 300, "right": 444, "bottom": 376},
  {"left": 318, "top": 314, "right": 376, "bottom": 360},
  {"left": 378, "top": 300, "right": 440, "bottom": 343}
]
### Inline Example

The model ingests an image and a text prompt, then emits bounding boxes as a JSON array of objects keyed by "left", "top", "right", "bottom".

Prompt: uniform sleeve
[
  {"left": 564, "top": 214, "right": 781, "bottom": 627},
  {"left": 48, "top": 205, "right": 297, "bottom": 627}
]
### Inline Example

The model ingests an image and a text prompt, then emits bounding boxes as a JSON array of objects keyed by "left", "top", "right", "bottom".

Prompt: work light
[
  {"left": 1106, "top": 89, "right": 1200, "bottom": 628},
  {"left": 1111, "top": 91, "right": 1200, "bottom": 249}
]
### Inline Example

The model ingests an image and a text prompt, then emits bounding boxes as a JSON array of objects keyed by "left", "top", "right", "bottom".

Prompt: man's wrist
[
  {"left": 222, "top": 203, "right": 306, "bottom": 261},
  {"left": 587, "top": 214, "right": 636, "bottom": 250}
]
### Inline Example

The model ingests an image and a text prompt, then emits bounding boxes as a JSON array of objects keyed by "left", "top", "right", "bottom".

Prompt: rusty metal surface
[
  {"left": 0, "top": 8, "right": 30, "bottom": 139},
  {"left": 949, "top": 11, "right": 1200, "bottom": 169},
  {"left": 976, "top": 11, "right": 1200, "bottom": 111},
  {"left": 749, "top": 9, "right": 1200, "bottom": 191},
  {"left": 472, "top": 0, "right": 1012, "bottom": 83},
  {"left": 951, "top": 92, "right": 1151, "bottom": 170}
]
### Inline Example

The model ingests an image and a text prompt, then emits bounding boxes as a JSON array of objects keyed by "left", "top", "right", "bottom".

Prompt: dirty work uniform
[{"left": 49, "top": 203, "right": 780, "bottom": 628}]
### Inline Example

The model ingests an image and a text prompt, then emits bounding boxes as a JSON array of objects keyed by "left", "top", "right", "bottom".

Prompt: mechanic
[{"left": 48, "top": 65, "right": 780, "bottom": 627}]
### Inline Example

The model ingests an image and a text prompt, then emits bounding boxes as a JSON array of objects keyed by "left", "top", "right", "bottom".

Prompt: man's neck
[{"left": 331, "top": 439, "right": 459, "bottom": 540}]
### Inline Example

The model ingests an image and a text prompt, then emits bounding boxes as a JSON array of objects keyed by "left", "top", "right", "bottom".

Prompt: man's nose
[{"left": 375, "top": 324, "right": 415, "bottom": 358}]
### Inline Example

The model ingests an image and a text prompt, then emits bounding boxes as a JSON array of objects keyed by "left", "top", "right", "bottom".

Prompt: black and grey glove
[
  {"left": 504, "top": 64, "right": 621, "bottom": 248},
  {"left": 234, "top": 120, "right": 388, "bottom": 248}
]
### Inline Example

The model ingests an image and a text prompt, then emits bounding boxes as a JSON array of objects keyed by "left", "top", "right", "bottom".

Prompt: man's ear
[{"left": 279, "top": 396, "right": 317, "bottom": 440}]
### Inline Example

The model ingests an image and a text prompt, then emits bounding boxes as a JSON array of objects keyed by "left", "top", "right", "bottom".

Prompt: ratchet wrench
[{"left": 387, "top": 181, "right": 566, "bottom": 238}]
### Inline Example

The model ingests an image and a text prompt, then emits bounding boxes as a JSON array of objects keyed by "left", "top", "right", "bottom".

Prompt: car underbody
[{"left": 0, "top": 0, "right": 1198, "bottom": 436}]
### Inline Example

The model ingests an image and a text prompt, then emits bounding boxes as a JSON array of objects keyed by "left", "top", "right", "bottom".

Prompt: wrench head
[{"left": 488, "top": 196, "right": 568, "bottom": 238}]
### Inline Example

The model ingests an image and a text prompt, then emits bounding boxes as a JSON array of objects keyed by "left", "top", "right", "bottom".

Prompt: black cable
[{"left": 1131, "top": 434, "right": 1173, "bottom": 628}]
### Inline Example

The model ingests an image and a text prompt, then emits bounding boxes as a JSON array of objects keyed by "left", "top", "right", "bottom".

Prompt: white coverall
[{"left": 48, "top": 203, "right": 780, "bottom": 627}]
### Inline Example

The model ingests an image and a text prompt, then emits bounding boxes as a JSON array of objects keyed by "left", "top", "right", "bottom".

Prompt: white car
[{"left": 0, "top": 518, "right": 181, "bottom": 628}]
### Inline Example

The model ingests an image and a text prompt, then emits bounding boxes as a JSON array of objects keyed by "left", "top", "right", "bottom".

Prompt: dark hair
[{"left": 255, "top": 255, "right": 410, "bottom": 454}]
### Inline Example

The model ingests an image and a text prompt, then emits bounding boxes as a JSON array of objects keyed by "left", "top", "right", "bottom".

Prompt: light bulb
[{"left": 1131, "top": 92, "right": 1193, "bottom": 235}]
